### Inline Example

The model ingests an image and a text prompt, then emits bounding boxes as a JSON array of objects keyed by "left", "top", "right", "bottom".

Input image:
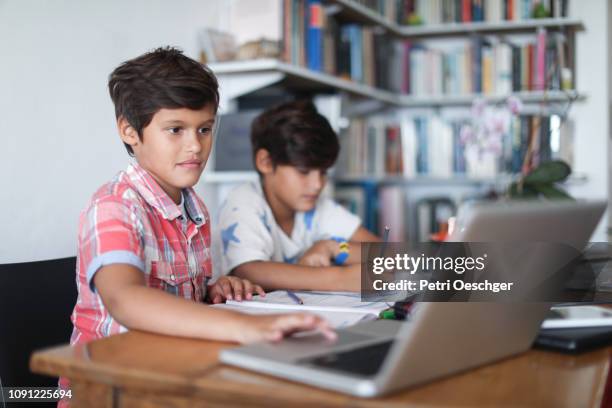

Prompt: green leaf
[
  {"left": 532, "top": 3, "right": 550, "bottom": 18},
  {"left": 508, "top": 182, "right": 539, "bottom": 199},
  {"left": 532, "top": 184, "right": 574, "bottom": 200},
  {"left": 407, "top": 13, "right": 423, "bottom": 25},
  {"left": 524, "top": 160, "right": 572, "bottom": 184}
]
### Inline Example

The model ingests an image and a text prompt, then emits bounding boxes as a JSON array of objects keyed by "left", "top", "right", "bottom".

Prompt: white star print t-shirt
[{"left": 216, "top": 181, "right": 361, "bottom": 275}]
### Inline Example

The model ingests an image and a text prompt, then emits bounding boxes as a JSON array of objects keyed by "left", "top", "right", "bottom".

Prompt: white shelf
[
  {"left": 329, "top": 0, "right": 584, "bottom": 38},
  {"left": 327, "top": 0, "right": 399, "bottom": 34},
  {"left": 333, "top": 173, "right": 588, "bottom": 186},
  {"left": 202, "top": 171, "right": 586, "bottom": 187},
  {"left": 397, "top": 90, "right": 585, "bottom": 107},
  {"left": 209, "top": 59, "right": 584, "bottom": 108},
  {"left": 201, "top": 171, "right": 258, "bottom": 184},
  {"left": 399, "top": 18, "right": 584, "bottom": 37},
  {"left": 202, "top": 171, "right": 508, "bottom": 186},
  {"left": 202, "top": 170, "right": 503, "bottom": 186},
  {"left": 209, "top": 59, "right": 398, "bottom": 105},
  {"left": 333, "top": 174, "right": 511, "bottom": 186}
]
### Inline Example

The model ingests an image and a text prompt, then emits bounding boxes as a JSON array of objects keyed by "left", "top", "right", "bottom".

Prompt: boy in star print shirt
[{"left": 218, "top": 101, "right": 380, "bottom": 292}]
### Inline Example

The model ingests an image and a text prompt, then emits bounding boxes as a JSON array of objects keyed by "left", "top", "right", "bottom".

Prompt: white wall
[
  {"left": 609, "top": 0, "right": 612, "bottom": 237},
  {"left": 0, "top": 0, "right": 227, "bottom": 263},
  {"left": 567, "top": 0, "right": 609, "bottom": 241},
  {"left": 0, "top": 0, "right": 609, "bottom": 264}
]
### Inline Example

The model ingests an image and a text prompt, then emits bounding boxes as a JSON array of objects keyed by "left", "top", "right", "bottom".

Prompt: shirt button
[{"left": 170, "top": 274, "right": 176, "bottom": 281}]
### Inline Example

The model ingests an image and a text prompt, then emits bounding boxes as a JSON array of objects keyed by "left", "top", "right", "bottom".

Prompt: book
[
  {"left": 535, "top": 27, "right": 547, "bottom": 90},
  {"left": 306, "top": 0, "right": 323, "bottom": 71},
  {"left": 462, "top": 0, "right": 472, "bottom": 22},
  {"left": 322, "top": 11, "right": 337, "bottom": 74},
  {"left": 385, "top": 126, "right": 403, "bottom": 174},
  {"left": 347, "top": 24, "right": 363, "bottom": 82},
  {"left": 472, "top": 0, "right": 485, "bottom": 22},
  {"left": 400, "top": 118, "right": 418, "bottom": 177},
  {"left": 535, "top": 326, "right": 612, "bottom": 353},
  {"left": 541, "top": 306, "right": 612, "bottom": 329}
]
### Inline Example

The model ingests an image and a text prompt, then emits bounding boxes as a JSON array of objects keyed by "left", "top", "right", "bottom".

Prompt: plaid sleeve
[{"left": 78, "top": 197, "right": 145, "bottom": 291}]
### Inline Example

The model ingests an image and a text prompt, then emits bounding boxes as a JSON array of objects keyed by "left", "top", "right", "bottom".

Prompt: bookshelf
[{"left": 204, "top": 0, "right": 586, "bottom": 240}]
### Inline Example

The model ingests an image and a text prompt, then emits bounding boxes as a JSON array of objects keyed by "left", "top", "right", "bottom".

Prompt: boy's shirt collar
[{"left": 126, "top": 161, "right": 207, "bottom": 226}]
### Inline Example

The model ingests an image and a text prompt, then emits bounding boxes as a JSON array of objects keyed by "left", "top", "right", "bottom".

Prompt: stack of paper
[{"left": 212, "top": 291, "right": 390, "bottom": 329}]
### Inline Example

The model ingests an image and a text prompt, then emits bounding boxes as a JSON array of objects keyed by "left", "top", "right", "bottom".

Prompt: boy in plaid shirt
[{"left": 68, "top": 47, "right": 334, "bottom": 350}]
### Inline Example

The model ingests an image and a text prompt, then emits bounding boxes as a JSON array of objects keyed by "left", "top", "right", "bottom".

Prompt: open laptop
[{"left": 220, "top": 200, "right": 606, "bottom": 397}]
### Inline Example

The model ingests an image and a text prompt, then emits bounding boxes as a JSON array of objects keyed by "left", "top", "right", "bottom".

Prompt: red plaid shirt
[{"left": 69, "top": 162, "right": 212, "bottom": 345}]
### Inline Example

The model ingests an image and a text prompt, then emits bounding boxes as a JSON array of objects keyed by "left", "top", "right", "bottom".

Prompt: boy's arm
[
  {"left": 232, "top": 261, "right": 361, "bottom": 292},
  {"left": 350, "top": 226, "right": 381, "bottom": 243},
  {"left": 298, "top": 226, "right": 381, "bottom": 267},
  {"left": 93, "top": 263, "right": 335, "bottom": 342},
  {"left": 343, "top": 226, "right": 382, "bottom": 264}
]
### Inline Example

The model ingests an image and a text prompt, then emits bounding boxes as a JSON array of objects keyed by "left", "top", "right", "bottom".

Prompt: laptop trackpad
[
  {"left": 276, "top": 321, "right": 402, "bottom": 361},
  {"left": 234, "top": 331, "right": 377, "bottom": 362},
  {"left": 344, "top": 319, "right": 403, "bottom": 337}
]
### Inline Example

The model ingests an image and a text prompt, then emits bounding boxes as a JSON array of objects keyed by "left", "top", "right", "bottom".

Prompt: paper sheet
[
  {"left": 225, "top": 291, "right": 389, "bottom": 315},
  {"left": 211, "top": 302, "right": 377, "bottom": 329}
]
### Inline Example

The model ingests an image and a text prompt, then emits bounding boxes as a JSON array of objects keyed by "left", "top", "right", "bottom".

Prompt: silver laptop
[{"left": 220, "top": 200, "right": 606, "bottom": 397}]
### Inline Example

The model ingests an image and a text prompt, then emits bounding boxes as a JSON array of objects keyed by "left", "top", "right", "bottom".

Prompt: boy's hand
[
  {"left": 237, "top": 313, "right": 337, "bottom": 343},
  {"left": 298, "top": 240, "right": 337, "bottom": 267},
  {"left": 207, "top": 276, "right": 265, "bottom": 304}
]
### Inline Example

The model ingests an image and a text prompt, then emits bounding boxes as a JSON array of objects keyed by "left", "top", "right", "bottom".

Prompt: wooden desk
[{"left": 31, "top": 331, "right": 611, "bottom": 407}]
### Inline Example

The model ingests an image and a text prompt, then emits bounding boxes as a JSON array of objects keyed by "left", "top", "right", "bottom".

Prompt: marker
[
  {"left": 379, "top": 308, "right": 396, "bottom": 320},
  {"left": 286, "top": 290, "right": 304, "bottom": 305}
]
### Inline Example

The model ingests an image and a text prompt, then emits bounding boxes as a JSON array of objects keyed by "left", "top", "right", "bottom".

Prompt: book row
[
  {"left": 355, "top": 0, "right": 569, "bottom": 25},
  {"left": 335, "top": 114, "right": 573, "bottom": 179}
]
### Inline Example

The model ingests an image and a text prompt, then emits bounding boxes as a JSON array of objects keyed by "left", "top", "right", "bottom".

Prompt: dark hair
[
  {"left": 250, "top": 100, "right": 340, "bottom": 172},
  {"left": 108, "top": 46, "right": 219, "bottom": 155}
]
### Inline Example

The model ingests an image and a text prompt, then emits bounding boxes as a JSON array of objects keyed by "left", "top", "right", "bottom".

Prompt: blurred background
[{"left": 0, "top": 0, "right": 610, "bottom": 265}]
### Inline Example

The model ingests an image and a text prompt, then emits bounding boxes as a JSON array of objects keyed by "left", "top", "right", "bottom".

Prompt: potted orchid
[{"left": 460, "top": 97, "right": 573, "bottom": 200}]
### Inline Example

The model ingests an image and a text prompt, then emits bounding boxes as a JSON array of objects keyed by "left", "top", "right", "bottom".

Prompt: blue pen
[{"left": 286, "top": 290, "right": 304, "bottom": 305}]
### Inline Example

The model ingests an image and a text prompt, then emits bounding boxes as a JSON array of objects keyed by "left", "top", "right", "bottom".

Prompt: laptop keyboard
[{"left": 301, "top": 340, "right": 394, "bottom": 377}]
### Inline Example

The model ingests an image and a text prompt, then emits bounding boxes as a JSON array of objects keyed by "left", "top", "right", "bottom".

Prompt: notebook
[
  {"left": 541, "top": 306, "right": 612, "bottom": 329},
  {"left": 212, "top": 291, "right": 389, "bottom": 329},
  {"left": 535, "top": 326, "right": 612, "bottom": 353}
]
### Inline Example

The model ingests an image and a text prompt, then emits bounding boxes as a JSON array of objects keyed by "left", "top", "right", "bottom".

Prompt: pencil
[
  {"left": 380, "top": 226, "right": 390, "bottom": 257},
  {"left": 286, "top": 290, "right": 304, "bottom": 305}
]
